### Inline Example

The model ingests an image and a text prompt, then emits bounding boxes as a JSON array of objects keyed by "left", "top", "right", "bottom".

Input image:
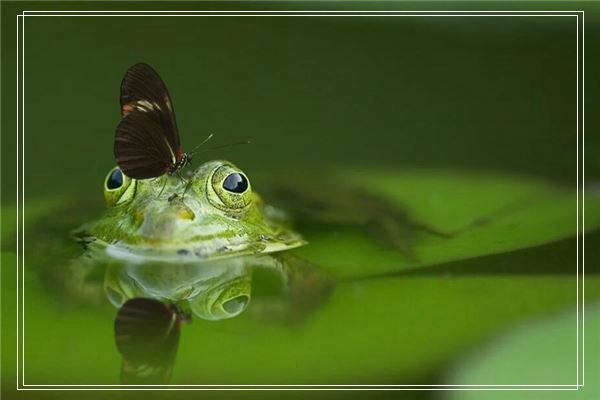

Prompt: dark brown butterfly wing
[
  {"left": 114, "top": 298, "right": 182, "bottom": 385},
  {"left": 120, "top": 63, "right": 180, "bottom": 152},
  {"left": 114, "top": 110, "right": 176, "bottom": 179}
]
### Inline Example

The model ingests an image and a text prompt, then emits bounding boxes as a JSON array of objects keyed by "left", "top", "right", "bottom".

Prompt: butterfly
[{"left": 114, "top": 63, "right": 195, "bottom": 180}]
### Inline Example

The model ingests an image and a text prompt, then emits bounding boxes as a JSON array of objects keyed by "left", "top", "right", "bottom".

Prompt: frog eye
[
  {"left": 106, "top": 168, "right": 124, "bottom": 189},
  {"left": 222, "top": 172, "right": 249, "bottom": 193},
  {"left": 208, "top": 164, "right": 252, "bottom": 212},
  {"left": 104, "top": 167, "right": 136, "bottom": 207}
]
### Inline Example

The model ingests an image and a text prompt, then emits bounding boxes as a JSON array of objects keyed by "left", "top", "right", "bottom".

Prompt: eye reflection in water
[{"left": 100, "top": 254, "right": 332, "bottom": 384}]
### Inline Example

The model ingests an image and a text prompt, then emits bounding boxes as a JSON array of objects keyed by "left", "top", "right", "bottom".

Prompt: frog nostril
[{"left": 222, "top": 295, "right": 249, "bottom": 315}]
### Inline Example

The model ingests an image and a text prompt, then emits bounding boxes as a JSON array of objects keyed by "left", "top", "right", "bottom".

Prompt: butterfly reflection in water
[{"left": 114, "top": 298, "right": 189, "bottom": 385}]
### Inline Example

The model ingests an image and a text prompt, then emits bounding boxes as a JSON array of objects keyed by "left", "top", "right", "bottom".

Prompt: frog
[
  {"left": 72, "top": 160, "right": 307, "bottom": 262},
  {"left": 67, "top": 160, "right": 332, "bottom": 322},
  {"left": 47, "top": 156, "right": 456, "bottom": 318},
  {"left": 62, "top": 161, "right": 334, "bottom": 384}
]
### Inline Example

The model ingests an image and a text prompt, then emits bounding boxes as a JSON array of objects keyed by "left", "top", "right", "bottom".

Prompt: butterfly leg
[
  {"left": 181, "top": 179, "right": 194, "bottom": 199},
  {"left": 174, "top": 171, "right": 192, "bottom": 200},
  {"left": 155, "top": 177, "right": 169, "bottom": 199}
]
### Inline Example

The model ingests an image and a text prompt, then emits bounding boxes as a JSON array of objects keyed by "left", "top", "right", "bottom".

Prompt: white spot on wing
[
  {"left": 135, "top": 100, "right": 162, "bottom": 112},
  {"left": 163, "top": 137, "right": 176, "bottom": 164}
]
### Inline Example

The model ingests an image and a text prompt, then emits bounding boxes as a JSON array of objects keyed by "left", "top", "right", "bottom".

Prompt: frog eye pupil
[
  {"left": 222, "top": 173, "right": 248, "bottom": 193},
  {"left": 107, "top": 169, "right": 123, "bottom": 190}
]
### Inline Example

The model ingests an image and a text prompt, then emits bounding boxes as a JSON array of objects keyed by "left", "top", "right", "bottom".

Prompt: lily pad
[
  {"left": 294, "top": 169, "right": 598, "bottom": 278},
  {"left": 444, "top": 304, "right": 600, "bottom": 398}
]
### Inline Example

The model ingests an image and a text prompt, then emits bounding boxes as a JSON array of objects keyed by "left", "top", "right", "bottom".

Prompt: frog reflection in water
[{"left": 105, "top": 255, "right": 328, "bottom": 384}]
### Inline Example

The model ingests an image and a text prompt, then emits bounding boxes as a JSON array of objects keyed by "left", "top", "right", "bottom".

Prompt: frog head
[{"left": 77, "top": 160, "right": 305, "bottom": 261}]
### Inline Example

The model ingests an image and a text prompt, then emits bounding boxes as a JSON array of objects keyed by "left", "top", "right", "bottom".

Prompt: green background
[{"left": 1, "top": 1, "right": 598, "bottom": 399}]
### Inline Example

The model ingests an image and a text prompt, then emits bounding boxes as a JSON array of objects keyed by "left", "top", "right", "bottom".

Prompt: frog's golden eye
[
  {"left": 104, "top": 167, "right": 136, "bottom": 207},
  {"left": 208, "top": 164, "right": 252, "bottom": 212}
]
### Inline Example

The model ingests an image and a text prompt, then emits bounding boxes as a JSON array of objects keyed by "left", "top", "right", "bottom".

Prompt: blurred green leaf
[
  {"left": 294, "top": 169, "right": 597, "bottom": 278},
  {"left": 444, "top": 304, "right": 600, "bottom": 398},
  {"left": 1, "top": 194, "right": 69, "bottom": 245}
]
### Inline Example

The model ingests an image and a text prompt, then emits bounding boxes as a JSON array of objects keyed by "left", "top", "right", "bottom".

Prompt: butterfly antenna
[
  {"left": 196, "top": 140, "right": 251, "bottom": 153},
  {"left": 188, "top": 133, "right": 214, "bottom": 155}
]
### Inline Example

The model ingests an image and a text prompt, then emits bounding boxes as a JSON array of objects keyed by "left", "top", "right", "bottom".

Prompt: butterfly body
[{"left": 167, "top": 151, "right": 191, "bottom": 176}]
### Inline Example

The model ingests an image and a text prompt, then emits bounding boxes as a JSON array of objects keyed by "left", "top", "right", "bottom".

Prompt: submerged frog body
[
  {"left": 105, "top": 257, "right": 255, "bottom": 320},
  {"left": 74, "top": 160, "right": 305, "bottom": 262},
  {"left": 103, "top": 253, "right": 331, "bottom": 321}
]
